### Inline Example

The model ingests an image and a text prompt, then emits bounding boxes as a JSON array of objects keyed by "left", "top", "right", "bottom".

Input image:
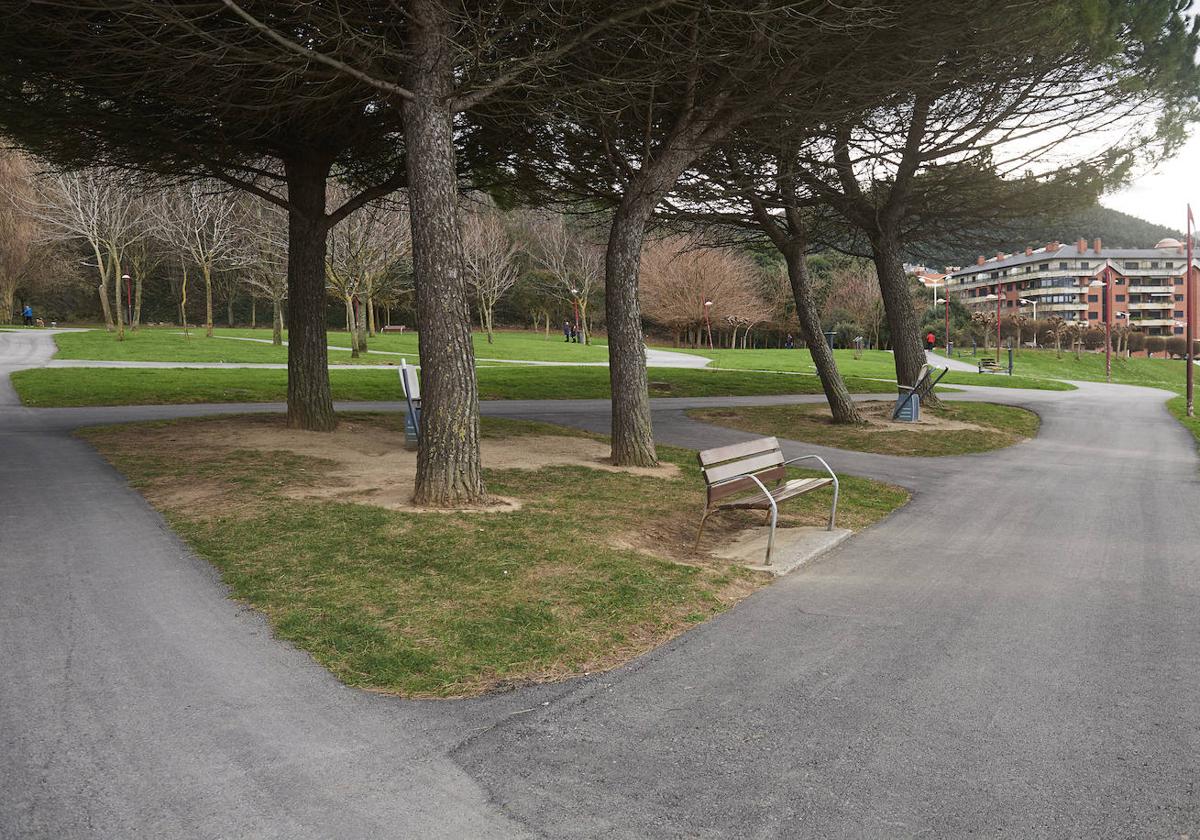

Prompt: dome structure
[{"left": 1155, "top": 237, "right": 1183, "bottom": 249}]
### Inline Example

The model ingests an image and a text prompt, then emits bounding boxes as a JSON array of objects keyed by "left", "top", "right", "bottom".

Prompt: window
[
  {"left": 1088, "top": 311, "right": 1099, "bottom": 320},
  {"left": 1176, "top": 327, "right": 1186, "bottom": 335},
  {"left": 1124, "top": 262, "right": 1140, "bottom": 269},
  {"left": 1080, "top": 261, "right": 1090, "bottom": 269},
  {"left": 1116, "top": 277, "right": 1125, "bottom": 285},
  {"left": 1150, "top": 261, "right": 1159, "bottom": 268},
  {"left": 1059, "top": 262, "right": 1069, "bottom": 270},
  {"left": 1175, "top": 277, "right": 1185, "bottom": 285},
  {"left": 1176, "top": 294, "right": 1185, "bottom": 302},
  {"left": 1024, "top": 266, "right": 1032, "bottom": 273},
  {"left": 1038, "top": 263, "right": 1050, "bottom": 270},
  {"left": 1115, "top": 294, "right": 1125, "bottom": 302},
  {"left": 1088, "top": 294, "right": 1098, "bottom": 302},
  {"left": 1176, "top": 310, "right": 1185, "bottom": 318},
  {"left": 1166, "top": 262, "right": 1174, "bottom": 269}
]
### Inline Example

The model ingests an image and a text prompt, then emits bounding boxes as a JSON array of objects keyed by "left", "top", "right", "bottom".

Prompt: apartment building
[{"left": 944, "top": 237, "right": 1197, "bottom": 336}]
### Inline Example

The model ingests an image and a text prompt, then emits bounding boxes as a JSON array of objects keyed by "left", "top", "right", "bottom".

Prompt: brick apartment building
[{"left": 945, "top": 237, "right": 1197, "bottom": 336}]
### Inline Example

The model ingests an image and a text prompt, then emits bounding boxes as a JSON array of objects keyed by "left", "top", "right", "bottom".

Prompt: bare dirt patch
[
  {"left": 850, "top": 400, "right": 984, "bottom": 432},
  {"left": 126, "top": 414, "right": 678, "bottom": 513}
]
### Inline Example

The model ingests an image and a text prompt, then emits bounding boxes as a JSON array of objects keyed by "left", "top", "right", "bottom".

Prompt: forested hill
[{"left": 926, "top": 205, "right": 1184, "bottom": 270}]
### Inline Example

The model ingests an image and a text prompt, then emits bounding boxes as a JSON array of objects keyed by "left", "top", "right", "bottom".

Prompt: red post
[
  {"left": 1105, "top": 266, "right": 1112, "bottom": 383},
  {"left": 1188, "top": 205, "right": 1195, "bottom": 416}
]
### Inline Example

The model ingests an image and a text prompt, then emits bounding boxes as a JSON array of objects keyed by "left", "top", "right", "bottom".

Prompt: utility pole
[{"left": 1187, "top": 205, "right": 1194, "bottom": 416}]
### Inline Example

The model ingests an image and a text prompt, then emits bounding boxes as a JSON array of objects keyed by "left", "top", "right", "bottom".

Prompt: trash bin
[{"left": 823, "top": 330, "right": 837, "bottom": 350}]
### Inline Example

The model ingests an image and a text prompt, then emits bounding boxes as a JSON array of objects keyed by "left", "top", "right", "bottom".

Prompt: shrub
[{"left": 1146, "top": 336, "right": 1166, "bottom": 357}]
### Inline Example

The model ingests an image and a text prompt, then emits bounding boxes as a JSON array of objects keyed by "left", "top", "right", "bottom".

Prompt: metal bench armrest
[{"left": 781, "top": 454, "right": 839, "bottom": 530}]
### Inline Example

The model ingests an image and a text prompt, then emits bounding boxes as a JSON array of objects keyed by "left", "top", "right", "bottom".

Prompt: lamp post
[
  {"left": 1019, "top": 297, "right": 1038, "bottom": 348},
  {"left": 703, "top": 300, "right": 714, "bottom": 350},
  {"left": 1089, "top": 271, "right": 1112, "bottom": 383},
  {"left": 934, "top": 296, "right": 949, "bottom": 352},
  {"left": 122, "top": 273, "right": 133, "bottom": 327},
  {"left": 569, "top": 287, "right": 580, "bottom": 343}
]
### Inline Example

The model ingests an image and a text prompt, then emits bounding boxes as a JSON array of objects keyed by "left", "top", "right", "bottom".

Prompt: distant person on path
[
  {"left": 926, "top": 331, "right": 936, "bottom": 350},
  {"left": 784, "top": 333, "right": 795, "bottom": 349},
  {"left": 563, "top": 319, "right": 572, "bottom": 342},
  {"left": 22, "top": 304, "right": 32, "bottom": 326}
]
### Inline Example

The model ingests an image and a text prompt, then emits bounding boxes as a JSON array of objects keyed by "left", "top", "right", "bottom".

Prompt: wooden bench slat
[
  {"left": 702, "top": 450, "right": 784, "bottom": 484},
  {"left": 715, "top": 477, "right": 832, "bottom": 510},
  {"left": 697, "top": 436, "right": 780, "bottom": 467}
]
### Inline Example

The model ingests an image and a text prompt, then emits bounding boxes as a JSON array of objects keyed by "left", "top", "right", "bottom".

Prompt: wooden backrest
[
  {"left": 698, "top": 437, "right": 785, "bottom": 502},
  {"left": 399, "top": 358, "right": 421, "bottom": 400}
]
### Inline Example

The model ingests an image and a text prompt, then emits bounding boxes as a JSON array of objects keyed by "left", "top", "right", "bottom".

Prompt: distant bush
[
  {"left": 1146, "top": 336, "right": 1166, "bottom": 356},
  {"left": 1166, "top": 336, "right": 1188, "bottom": 357}
]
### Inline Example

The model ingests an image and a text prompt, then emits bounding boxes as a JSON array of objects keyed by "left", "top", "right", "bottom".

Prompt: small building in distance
[{"left": 945, "top": 237, "right": 1197, "bottom": 336}]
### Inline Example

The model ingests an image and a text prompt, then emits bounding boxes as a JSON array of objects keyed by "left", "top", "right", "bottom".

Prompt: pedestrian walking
[
  {"left": 784, "top": 333, "right": 795, "bottom": 349},
  {"left": 563, "top": 319, "right": 572, "bottom": 342},
  {"left": 22, "top": 304, "right": 32, "bottom": 326},
  {"left": 925, "top": 331, "right": 936, "bottom": 350}
]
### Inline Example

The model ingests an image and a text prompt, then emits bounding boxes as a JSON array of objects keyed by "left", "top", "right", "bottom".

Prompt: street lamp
[
  {"left": 703, "top": 300, "right": 714, "bottom": 350},
  {"left": 1089, "top": 274, "right": 1112, "bottom": 383},
  {"left": 569, "top": 287, "right": 580, "bottom": 343},
  {"left": 122, "top": 273, "right": 132, "bottom": 327},
  {"left": 934, "top": 296, "right": 949, "bottom": 354}
]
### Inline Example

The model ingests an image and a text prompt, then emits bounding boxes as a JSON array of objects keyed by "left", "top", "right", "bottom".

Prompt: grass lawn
[
  {"left": 49, "top": 326, "right": 610, "bottom": 365},
  {"left": 1168, "top": 396, "right": 1200, "bottom": 450},
  {"left": 12, "top": 365, "right": 905, "bottom": 407},
  {"left": 655, "top": 345, "right": 1072, "bottom": 391},
  {"left": 80, "top": 414, "right": 908, "bottom": 697},
  {"left": 689, "top": 400, "right": 1040, "bottom": 457}
]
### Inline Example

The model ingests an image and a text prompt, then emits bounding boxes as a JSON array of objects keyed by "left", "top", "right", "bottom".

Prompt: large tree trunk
[
  {"left": 605, "top": 197, "right": 658, "bottom": 467},
  {"left": 403, "top": 0, "right": 486, "bottom": 506},
  {"left": 366, "top": 294, "right": 376, "bottom": 337},
  {"left": 0, "top": 281, "right": 13, "bottom": 325},
  {"left": 272, "top": 296, "right": 283, "bottom": 346},
  {"left": 132, "top": 271, "right": 143, "bottom": 330},
  {"left": 92, "top": 243, "right": 114, "bottom": 331},
  {"left": 283, "top": 153, "right": 337, "bottom": 431},
  {"left": 227, "top": 292, "right": 235, "bottom": 327},
  {"left": 782, "top": 244, "right": 863, "bottom": 424},
  {"left": 870, "top": 232, "right": 930, "bottom": 393},
  {"left": 250, "top": 297, "right": 256, "bottom": 329},
  {"left": 202, "top": 265, "right": 214, "bottom": 338},
  {"left": 111, "top": 255, "right": 125, "bottom": 341},
  {"left": 344, "top": 296, "right": 359, "bottom": 358}
]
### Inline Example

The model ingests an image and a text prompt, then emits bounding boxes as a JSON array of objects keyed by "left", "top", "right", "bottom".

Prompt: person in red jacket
[{"left": 925, "top": 331, "right": 936, "bottom": 350}]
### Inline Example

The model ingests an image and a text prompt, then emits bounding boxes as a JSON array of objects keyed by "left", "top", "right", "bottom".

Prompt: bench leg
[
  {"left": 828, "top": 476, "right": 839, "bottom": 531},
  {"left": 764, "top": 496, "right": 778, "bottom": 565},
  {"left": 694, "top": 509, "right": 712, "bottom": 550}
]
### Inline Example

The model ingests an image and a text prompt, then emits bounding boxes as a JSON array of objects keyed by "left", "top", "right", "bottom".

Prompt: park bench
[
  {"left": 695, "top": 437, "right": 838, "bottom": 565},
  {"left": 977, "top": 357, "right": 999, "bottom": 373},
  {"left": 381, "top": 325, "right": 409, "bottom": 333},
  {"left": 893, "top": 363, "right": 946, "bottom": 421},
  {"left": 399, "top": 358, "right": 421, "bottom": 450}
]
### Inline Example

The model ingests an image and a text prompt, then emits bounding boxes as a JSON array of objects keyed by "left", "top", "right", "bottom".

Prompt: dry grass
[{"left": 81, "top": 413, "right": 908, "bottom": 698}]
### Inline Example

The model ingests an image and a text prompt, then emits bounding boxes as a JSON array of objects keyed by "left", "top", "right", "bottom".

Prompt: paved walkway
[{"left": 3, "top": 330, "right": 1199, "bottom": 837}]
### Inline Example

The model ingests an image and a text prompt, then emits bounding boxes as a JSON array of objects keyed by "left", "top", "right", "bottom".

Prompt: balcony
[
  {"left": 1128, "top": 284, "right": 1175, "bottom": 293},
  {"left": 1128, "top": 301, "right": 1173, "bottom": 311}
]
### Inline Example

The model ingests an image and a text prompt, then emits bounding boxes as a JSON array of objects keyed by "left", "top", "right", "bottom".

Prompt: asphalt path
[{"left": 3, "top": 329, "right": 1199, "bottom": 838}]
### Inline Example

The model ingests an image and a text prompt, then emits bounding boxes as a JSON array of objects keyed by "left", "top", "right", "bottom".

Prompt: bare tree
[
  {"left": 155, "top": 181, "right": 243, "bottom": 338},
  {"left": 326, "top": 195, "right": 411, "bottom": 357},
  {"left": 823, "top": 260, "right": 886, "bottom": 352},
  {"left": 522, "top": 210, "right": 602, "bottom": 345},
  {"left": 0, "top": 150, "right": 41, "bottom": 323},
  {"left": 640, "top": 236, "right": 767, "bottom": 349},
  {"left": 29, "top": 168, "right": 148, "bottom": 339},
  {"left": 237, "top": 198, "right": 289, "bottom": 345},
  {"left": 460, "top": 200, "right": 520, "bottom": 344}
]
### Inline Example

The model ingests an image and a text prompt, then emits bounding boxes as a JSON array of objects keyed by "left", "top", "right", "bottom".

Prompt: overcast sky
[{"left": 1102, "top": 132, "right": 1200, "bottom": 232}]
